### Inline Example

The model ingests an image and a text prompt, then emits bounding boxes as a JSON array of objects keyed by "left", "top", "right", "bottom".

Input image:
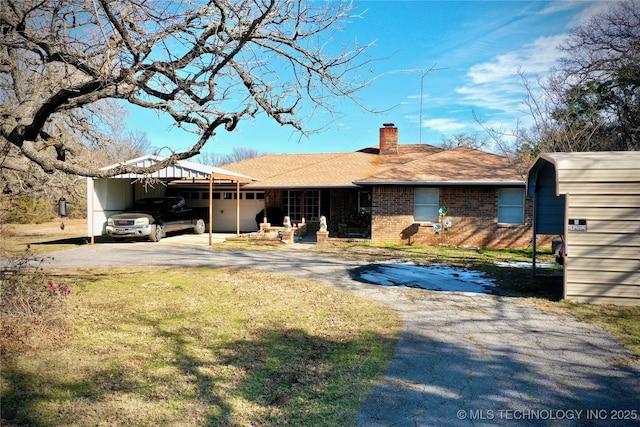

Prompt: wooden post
[
  {"left": 208, "top": 174, "right": 214, "bottom": 246},
  {"left": 88, "top": 178, "right": 95, "bottom": 244},
  {"left": 236, "top": 180, "right": 240, "bottom": 236},
  {"left": 264, "top": 192, "right": 268, "bottom": 224}
]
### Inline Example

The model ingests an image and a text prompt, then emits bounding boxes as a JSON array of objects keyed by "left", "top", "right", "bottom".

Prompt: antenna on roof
[{"left": 395, "top": 64, "right": 446, "bottom": 144}]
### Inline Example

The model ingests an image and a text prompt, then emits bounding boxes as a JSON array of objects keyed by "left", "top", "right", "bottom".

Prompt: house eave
[
  {"left": 243, "top": 184, "right": 361, "bottom": 190},
  {"left": 353, "top": 180, "right": 525, "bottom": 186}
]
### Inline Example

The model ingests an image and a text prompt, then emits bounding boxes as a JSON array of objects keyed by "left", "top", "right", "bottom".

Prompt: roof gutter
[
  {"left": 353, "top": 180, "right": 525, "bottom": 186},
  {"left": 243, "top": 184, "right": 361, "bottom": 190}
]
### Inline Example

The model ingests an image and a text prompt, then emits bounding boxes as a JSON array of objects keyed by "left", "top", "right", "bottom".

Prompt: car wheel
[
  {"left": 149, "top": 224, "right": 163, "bottom": 242},
  {"left": 194, "top": 219, "right": 206, "bottom": 234}
]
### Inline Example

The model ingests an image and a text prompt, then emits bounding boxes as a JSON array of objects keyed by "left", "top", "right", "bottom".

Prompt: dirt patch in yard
[
  {"left": 1, "top": 219, "right": 91, "bottom": 255},
  {"left": 3, "top": 219, "right": 87, "bottom": 237}
]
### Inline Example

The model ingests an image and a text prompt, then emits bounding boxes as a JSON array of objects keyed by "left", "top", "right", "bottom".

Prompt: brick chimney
[{"left": 379, "top": 123, "right": 398, "bottom": 155}]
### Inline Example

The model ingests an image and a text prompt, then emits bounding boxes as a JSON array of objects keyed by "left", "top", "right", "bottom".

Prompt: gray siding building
[{"left": 527, "top": 152, "right": 640, "bottom": 305}]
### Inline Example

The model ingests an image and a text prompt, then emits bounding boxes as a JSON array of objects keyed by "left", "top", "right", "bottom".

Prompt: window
[
  {"left": 414, "top": 188, "right": 439, "bottom": 222},
  {"left": 245, "top": 192, "right": 255, "bottom": 200},
  {"left": 359, "top": 191, "right": 372, "bottom": 214},
  {"left": 283, "top": 191, "right": 302, "bottom": 222},
  {"left": 304, "top": 190, "right": 320, "bottom": 221},
  {"left": 282, "top": 191, "right": 321, "bottom": 222},
  {"left": 498, "top": 188, "right": 524, "bottom": 224}
]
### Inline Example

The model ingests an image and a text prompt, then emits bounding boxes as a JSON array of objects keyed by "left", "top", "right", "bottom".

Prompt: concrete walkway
[{"left": 37, "top": 240, "right": 640, "bottom": 426}]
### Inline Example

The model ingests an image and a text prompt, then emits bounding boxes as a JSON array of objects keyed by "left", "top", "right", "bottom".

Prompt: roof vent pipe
[{"left": 379, "top": 123, "right": 398, "bottom": 155}]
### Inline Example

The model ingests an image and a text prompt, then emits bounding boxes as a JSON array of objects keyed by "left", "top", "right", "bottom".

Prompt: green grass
[
  {"left": 3, "top": 235, "right": 638, "bottom": 425},
  {"left": 1, "top": 268, "right": 401, "bottom": 426},
  {"left": 554, "top": 302, "right": 640, "bottom": 362}
]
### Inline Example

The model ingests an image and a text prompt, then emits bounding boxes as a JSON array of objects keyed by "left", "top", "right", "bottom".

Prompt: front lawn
[{"left": 1, "top": 268, "right": 401, "bottom": 426}]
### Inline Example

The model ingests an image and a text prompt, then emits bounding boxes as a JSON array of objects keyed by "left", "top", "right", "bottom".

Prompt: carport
[
  {"left": 87, "top": 155, "right": 256, "bottom": 244},
  {"left": 527, "top": 151, "right": 640, "bottom": 305}
]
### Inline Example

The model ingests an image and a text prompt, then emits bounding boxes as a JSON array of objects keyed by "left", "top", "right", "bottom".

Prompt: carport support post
[
  {"left": 236, "top": 180, "right": 240, "bottom": 235},
  {"left": 208, "top": 174, "right": 214, "bottom": 246},
  {"left": 264, "top": 195, "right": 268, "bottom": 224},
  {"left": 88, "top": 177, "right": 95, "bottom": 244}
]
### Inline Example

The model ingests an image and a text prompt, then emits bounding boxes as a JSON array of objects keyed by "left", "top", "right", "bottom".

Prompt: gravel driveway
[{"left": 36, "top": 239, "right": 640, "bottom": 426}]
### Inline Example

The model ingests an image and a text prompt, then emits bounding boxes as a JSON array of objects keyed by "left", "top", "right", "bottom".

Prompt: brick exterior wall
[
  {"left": 266, "top": 186, "right": 547, "bottom": 249},
  {"left": 371, "top": 185, "right": 538, "bottom": 249}
]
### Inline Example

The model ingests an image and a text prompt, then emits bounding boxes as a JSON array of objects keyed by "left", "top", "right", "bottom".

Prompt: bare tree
[
  {"left": 438, "top": 133, "right": 489, "bottom": 150},
  {"left": 517, "top": 72, "right": 606, "bottom": 154},
  {"left": 473, "top": 72, "right": 608, "bottom": 178},
  {"left": 197, "top": 146, "right": 264, "bottom": 166},
  {"left": 1, "top": 0, "right": 373, "bottom": 178},
  {"left": 541, "top": 0, "right": 640, "bottom": 152},
  {"left": 0, "top": 97, "right": 151, "bottom": 219},
  {"left": 475, "top": 0, "right": 640, "bottom": 168},
  {"left": 472, "top": 110, "right": 532, "bottom": 178}
]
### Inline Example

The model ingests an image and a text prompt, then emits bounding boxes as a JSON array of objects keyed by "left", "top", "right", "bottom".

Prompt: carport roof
[
  {"left": 100, "top": 155, "right": 256, "bottom": 183},
  {"left": 526, "top": 151, "right": 640, "bottom": 196}
]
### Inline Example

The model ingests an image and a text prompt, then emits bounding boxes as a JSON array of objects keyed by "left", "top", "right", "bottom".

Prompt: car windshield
[{"left": 128, "top": 199, "right": 170, "bottom": 211}]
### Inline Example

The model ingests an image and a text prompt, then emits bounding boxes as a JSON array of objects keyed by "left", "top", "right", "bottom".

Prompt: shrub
[
  {"left": 0, "top": 256, "right": 73, "bottom": 354},
  {"left": 4, "top": 195, "right": 56, "bottom": 224}
]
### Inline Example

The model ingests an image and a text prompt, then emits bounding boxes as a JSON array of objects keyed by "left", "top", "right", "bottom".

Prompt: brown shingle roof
[
  {"left": 224, "top": 151, "right": 376, "bottom": 188},
  {"left": 355, "top": 147, "right": 524, "bottom": 184},
  {"left": 222, "top": 145, "right": 523, "bottom": 188}
]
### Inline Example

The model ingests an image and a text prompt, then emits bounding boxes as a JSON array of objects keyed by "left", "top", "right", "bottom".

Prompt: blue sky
[{"left": 127, "top": 0, "right": 615, "bottom": 159}]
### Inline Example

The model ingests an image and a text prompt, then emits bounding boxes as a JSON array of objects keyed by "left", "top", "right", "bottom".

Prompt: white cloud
[
  {"left": 420, "top": 118, "right": 468, "bottom": 133},
  {"left": 539, "top": 1, "right": 582, "bottom": 16},
  {"left": 539, "top": 0, "right": 617, "bottom": 26},
  {"left": 447, "top": 1, "right": 624, "bottom": 135},
  {"left": 569, "top": 1, "right": 619, "bottom": 27},
  {"left": 455, "top": 33, "right": 566, "bottom": 113}
]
